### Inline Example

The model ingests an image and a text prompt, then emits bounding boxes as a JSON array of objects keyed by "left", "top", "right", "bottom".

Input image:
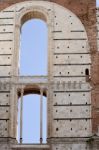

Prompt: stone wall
[
  {"left": 0, "top": 1, "right": 97, "bottom": 133},
  {"left": 0, "top": 0, "right": 99, "bottom": 150}
]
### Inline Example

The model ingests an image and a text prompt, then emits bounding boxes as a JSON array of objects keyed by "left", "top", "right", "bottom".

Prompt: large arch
[
  {"left": 14, "top": 5, "right": 50, "bottom": 77},
  {"left": 0, "top": 1, "right": 91, "bottom": 150}
]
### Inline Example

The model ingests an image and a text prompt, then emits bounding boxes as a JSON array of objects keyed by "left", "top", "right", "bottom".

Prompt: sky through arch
[
  {"left": 20, "top": 19, "right": 48, "bottom": 75},
  {"left": 17, "top": 19, "right": 48, "bottom": 143},
  {"left": 97, "top": 0, "right": 99, "bottom": 6}
]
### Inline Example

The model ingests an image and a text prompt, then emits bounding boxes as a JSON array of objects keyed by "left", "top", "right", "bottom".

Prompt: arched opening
[
  {"left": 19, "top": 18, "right": 48, "bottom": 75},
  {"left": 17, "top": 93, "right": 47, "bottom": 144},
  {"left": 17, "top": 12, "right": 48, "bottom": 144}
]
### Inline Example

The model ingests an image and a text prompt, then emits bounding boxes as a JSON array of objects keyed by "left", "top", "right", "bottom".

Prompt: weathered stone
[{"left": 0, "top": 0, "right": 98, "bottom": 150}]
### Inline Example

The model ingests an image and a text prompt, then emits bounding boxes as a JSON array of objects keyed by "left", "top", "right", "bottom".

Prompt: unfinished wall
[
  {"left": 0, "top": 0, "right": 99, "bottom": 150},
  {"left": 0, "top": 1, "right": 93, "bottom": 150},
  {"left": 0, "top": 0, "right": 97, "bottom": 137}
]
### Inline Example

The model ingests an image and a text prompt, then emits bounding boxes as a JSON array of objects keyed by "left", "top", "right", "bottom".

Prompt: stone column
[
  {"left": 46, "top": 90, "right": 48, "bottom": 143},
  {"left": 40, "top": 89, "right": 43, "bottom": 144},
  {"left": 20, "top": 87, "right": 24, "bottom": 144}
]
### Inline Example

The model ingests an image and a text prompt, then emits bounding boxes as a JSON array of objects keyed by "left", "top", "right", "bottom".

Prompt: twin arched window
[{"left": 17, "top": 18, "right": 48, "bottom": 144}]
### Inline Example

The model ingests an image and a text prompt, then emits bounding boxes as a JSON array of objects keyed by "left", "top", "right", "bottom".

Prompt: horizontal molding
[
  {"left": 0, "top": 65, "right": 11, "bottom": 66},
  {"left": 0, "top": 40, "right": 12, "bottom": 42},
  {"left": 48, "top": 137, "right": 92, "bottom": 139},
  {"left": 0, "top": 17, "right": 14, "bottom": 19},
  {"left": 71, "top": 30, "right": 85, "bottom": 32},
  {"left": 0, "top": 91, "right": 10, "bottom": 93},
  {"left": 52, "top": 31, "right": 62, "bottom": 33},
  {"left": 0, "top": 76, "right": 11, "bottom": 78},
  {"left": 53, "top": 104, "right": 91, "bottom": 106},
  {"left": 54, "top": 118, "right": 92, "bottom": 120},
  {"left": 54, "top": 53, "right": 90, "bottom": 55},
  {"left": 0, "top": 119, "right": 9, "bottom": 120},
  {"left": 53, "top": 75, "right": 87, "bottom": 77},
  {"left": 0, "top": 24, "right": 13, "bottom": 26},
  {"left": 53, "top": 38, "right": 87, "bottom": 41},
  {"left": 3, "top": 10, "right": 14, "bottom": 12},
  {"left": 53, "top": 63, "right": 91, "bottom": 66},
  {"left": 53, "top": 90, "right": 91, "bottom": 93},
  {"left": 0, "top": 54, "right": 12, "bottom": 56},
  {"left": 0, "top": 105, "right": 10, "bottom": 107},
  {"left": 0, "top": 32, "right": 13, "bottom": 34}
]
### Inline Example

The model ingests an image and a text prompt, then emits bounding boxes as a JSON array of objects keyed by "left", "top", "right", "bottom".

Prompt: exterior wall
[
  {"left": 0, "top": 0, "right": 99, "bottom": 150},
  {"left": 0, "top": 0, "right": 97, "bottom": 136}
]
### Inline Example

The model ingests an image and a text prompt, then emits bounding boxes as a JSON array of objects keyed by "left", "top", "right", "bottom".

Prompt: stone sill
[{"left": 12, "top": 144, "right": 50, "bottom": 149}]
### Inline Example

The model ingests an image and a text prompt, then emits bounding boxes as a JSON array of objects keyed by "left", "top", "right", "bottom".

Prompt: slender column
[
  {"left": 46, "top": 90, "right": 48, "bottom": 143},
  {"left": 40, "top": 89, "right": 43, "bottom": 144},
  {"left": 20, "top": 87, "right": 24, "bottom": 144}
]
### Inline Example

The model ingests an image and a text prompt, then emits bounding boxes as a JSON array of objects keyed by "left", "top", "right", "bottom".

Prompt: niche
[{"left": 85, "top": 68, "right": 89, "bottom": 81}]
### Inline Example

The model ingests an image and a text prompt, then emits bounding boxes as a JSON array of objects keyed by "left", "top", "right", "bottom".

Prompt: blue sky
[
  {"left": 97, "top": 0, "right": 99, "bottom": 6},
  {"left": 20, "top": 19, "right": 47, "bottom": 75}
]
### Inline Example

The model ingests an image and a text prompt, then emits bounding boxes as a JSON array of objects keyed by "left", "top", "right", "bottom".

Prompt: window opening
[
  {"left": 17, "top": 93, "right": 47, "bottom": 144},
  {"left": 19, "top": 19, "right": 48, "bottom": 75}
]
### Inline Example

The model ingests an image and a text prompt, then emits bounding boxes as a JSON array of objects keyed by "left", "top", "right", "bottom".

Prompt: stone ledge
[{"left": 12, "top": 144, "right": 50, "bottom": 149}]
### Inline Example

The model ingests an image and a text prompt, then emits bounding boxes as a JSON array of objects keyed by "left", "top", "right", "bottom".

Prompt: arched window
[
  {"left": 17, "top": 16, "right": 48, "bottom": 144},
  {"left": 19, "top": 19, "right": 48, "bottom": 75},
  {"left": 17, "top": 94, "right": 47, "bottom": 144}
]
